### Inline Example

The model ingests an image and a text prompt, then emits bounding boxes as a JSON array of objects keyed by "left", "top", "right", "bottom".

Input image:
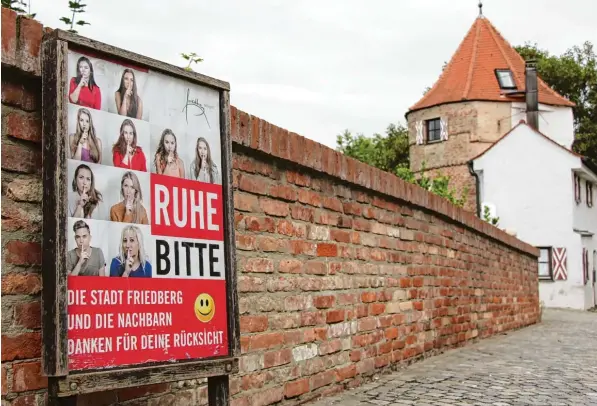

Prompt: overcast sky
[{"left": 33, "top": 0, "right": 596, "bottom": 149}]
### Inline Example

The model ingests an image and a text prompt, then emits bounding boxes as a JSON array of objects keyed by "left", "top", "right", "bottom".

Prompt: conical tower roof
[{"left": 407, "top": 15, "right": 575, "bottom": 114}]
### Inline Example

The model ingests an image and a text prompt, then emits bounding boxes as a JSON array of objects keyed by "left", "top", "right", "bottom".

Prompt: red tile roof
[{"left": 408, "top": 16, "right": 575, "bottom": 113}]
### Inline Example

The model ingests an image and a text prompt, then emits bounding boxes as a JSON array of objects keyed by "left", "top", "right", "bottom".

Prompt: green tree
[
  {"left": 515, "top": 41, "right": 597, "bottom": 168},
  {"left": 2, "top": 0, "right": 35, "bottom": 18},
  {"left": 60, "top": 0, "right": 90, "bottom": 34},
  {"left": 336, "top": 126, "right": 467, "bottom": 207}
]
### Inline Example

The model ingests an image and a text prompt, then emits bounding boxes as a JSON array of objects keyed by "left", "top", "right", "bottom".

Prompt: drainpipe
[{"left": 468, "top": 160, "right": 481, "bottom": 217}]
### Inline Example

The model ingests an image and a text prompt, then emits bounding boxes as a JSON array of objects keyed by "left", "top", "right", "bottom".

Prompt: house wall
[
  {"left": 1, "top": 10, "right": 541, "bottom": 406},
  {"left": 511, "top": 103, "right": 575, "bottom": 148},
  {"left": 473, "top": 125, "right": 590, "bottom": 310},
  {"left": 407, "top": 101, "right": 513, "bottom": 214}
]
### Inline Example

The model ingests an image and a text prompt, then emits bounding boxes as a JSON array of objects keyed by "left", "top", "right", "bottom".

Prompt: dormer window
[{"left": 495, "top": 69, "right": 517, "bottom": 90}]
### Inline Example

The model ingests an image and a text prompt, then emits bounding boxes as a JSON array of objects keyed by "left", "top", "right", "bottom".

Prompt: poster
[{"left": 64, "top": 49, "right": 228, "bottom": 370}]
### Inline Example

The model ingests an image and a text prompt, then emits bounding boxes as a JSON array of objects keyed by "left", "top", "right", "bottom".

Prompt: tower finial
[{"left": 478, "top": 1, "right": 483, "bottom": 17}]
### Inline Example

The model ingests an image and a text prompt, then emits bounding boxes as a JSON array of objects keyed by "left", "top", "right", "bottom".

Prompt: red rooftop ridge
[{"left": 408, "top": 16, "right": 575, "bottom": 113}]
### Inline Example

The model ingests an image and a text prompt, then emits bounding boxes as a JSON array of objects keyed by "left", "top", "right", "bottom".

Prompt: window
[
  {"left": 495, "top": 69, "right": 517, "bottom": 90},
  {"left": 574, "top": 174, "right": 581, "bottom": 204},
  {"left": 426, "top": 118, "right": 441, "bottom": 142},
  {"left": 538, "top": 247, "right": 553, "bottom": 280},
  {"left": 587, "top": 181, "right": 593, "bottom": 208}
]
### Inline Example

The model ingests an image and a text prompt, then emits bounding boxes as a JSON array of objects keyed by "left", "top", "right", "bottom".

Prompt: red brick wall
[{"left": 1, "top": 9, "right": 540, "bottom": 406}]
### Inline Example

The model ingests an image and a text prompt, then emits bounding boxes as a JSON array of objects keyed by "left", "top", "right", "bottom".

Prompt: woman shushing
[
  {"left": 112, "top": 119, "right": 147, "bottom": 171},
  {"left": 154, "top": 129, "right": 185, "bottom": 178},
  {"left": 115, "top": 68, "right": 143, "bottom": 120},
  {"left": 189, "top": 137, "right": 220, "bottom": 184},
  {"left": 110, "top": 171, "right": 149, "bottom": 224},
  {"left": 68, "top": 164, "right": 106, "bottom": 220},
  {"left": 69, "top": 108, "right": 102, "bottom": 163},
  {"left": 69, "top": 56, "right": 101, "bottom": 110},
  {"left": 109, "top": 225, "right": 152, "bottom": 278}
]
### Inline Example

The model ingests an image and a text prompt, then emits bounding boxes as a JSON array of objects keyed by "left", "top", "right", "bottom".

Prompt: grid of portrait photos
[{"left": 65, "top": 49, "right": 223, "bottom": 280}]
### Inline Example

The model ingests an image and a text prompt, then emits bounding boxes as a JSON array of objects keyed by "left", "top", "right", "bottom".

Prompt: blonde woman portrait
[
  {"left": 112, "top": 119, "right": 147, "bottom": 172},
  {"left": 189, "top": 137, "right": 220, "bottom": 184},
  {"left": 68, "top": 56, "right": 101, "bottom": 110},
  {"left": 68, "top": 164, "right": 106, "bottom": 220},
  {"left": 69, "top": 108, "right": 102, "bottom": 163},
  {"left": 114, "top": 68, "right": 143, "bottom": 119},
  {"left": 153, "top": 129, "right": 185, "bottom": 178},
  {"left": 109, "top": 171, "right": 149, "bottom": 224},
  {"left": 109, "top": 225, "right": 152, "bottom": 278}
]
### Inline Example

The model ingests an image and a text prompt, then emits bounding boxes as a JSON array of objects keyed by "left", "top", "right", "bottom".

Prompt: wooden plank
[
  {"left": 220, "top": 90, "right": 241, "bottom": 358},
  {"left": 208, "top": 375, "right": 230, "bottom": 406},
  {"left": 52, "top": 29, "right": 230, "bottom": 91},
  {"left": 41, "top": 34, "right": 69, "bottom": 377},
  {"left": 56, "top": 357, "right": 238, "bottom": 396}
]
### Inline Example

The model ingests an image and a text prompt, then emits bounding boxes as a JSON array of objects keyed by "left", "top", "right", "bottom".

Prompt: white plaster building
[{"left": 471, "top": 121, "right": 597, "bottom": 310}]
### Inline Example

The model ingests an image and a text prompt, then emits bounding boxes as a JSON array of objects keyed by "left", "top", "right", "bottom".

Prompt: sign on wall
[{"left": 41, "top": 30, "right": 239, "bottom": 402}]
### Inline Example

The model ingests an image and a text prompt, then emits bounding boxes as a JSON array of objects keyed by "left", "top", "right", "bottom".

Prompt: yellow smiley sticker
[{"left": 194, "top": 293, "right": 215, "bottom": 323}]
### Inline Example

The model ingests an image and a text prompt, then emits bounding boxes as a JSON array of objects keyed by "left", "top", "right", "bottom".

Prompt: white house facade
[{"left": 471, "top": 122, "right": 597, "bottom": 310}]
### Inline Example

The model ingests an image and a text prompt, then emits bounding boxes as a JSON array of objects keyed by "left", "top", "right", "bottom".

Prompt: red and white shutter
[
  {"left": 552, "top": 247, "right": 568, "bottom": 280},
  {"left": 415, "top": 121, "right": 423, "bottom": 145},
  {"left": 440, "top": 118, "right": 449, "bottom": 141}
]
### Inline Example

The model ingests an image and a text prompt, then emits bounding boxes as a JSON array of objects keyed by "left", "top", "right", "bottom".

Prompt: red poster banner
[{"left": 67, "top": 276, "right": 228, "bottom": 370}]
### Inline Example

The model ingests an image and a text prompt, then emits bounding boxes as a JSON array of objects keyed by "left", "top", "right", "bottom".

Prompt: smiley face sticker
[{"left": 194, "top": 293, "right": 215, "bottom": 323}]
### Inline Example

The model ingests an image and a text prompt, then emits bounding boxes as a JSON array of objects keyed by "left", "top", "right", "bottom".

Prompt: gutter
[{"left": 467, "top": 160, "right": 481, "bottom": 217}]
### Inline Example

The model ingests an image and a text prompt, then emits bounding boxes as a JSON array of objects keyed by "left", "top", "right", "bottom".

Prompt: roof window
[{"left": 495, "top": 69, "right": 516, "bottom": 90}]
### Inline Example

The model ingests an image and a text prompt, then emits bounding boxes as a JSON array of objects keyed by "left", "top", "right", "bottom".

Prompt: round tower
[{"left": 405, "top": 13, "right": 575, "bottom": 214}]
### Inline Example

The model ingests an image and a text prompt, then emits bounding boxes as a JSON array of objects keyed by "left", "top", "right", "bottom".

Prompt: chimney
[{"left": 525, "top": 60, "right": 539, "bottom": 130}]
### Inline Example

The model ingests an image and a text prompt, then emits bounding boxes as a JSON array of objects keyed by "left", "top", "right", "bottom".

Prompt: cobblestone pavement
[{"left": 308, "top": 309, "right": 597, "bottom": 406}]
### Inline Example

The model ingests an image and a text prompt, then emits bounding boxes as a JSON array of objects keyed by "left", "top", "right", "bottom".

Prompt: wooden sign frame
[{"left": 41, "top": 29, "right": 239, "bottom": 405}]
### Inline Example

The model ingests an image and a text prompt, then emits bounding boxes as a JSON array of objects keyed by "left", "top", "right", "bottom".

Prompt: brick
[
  {"left": 317, "top": 243, "right": 338, "bottom": 257},
  {"left": 117, "top": 383, "right": 169, "bottom": 401},
  {"left": 264, "top": 348, "right": 292, "bottom": 368},
  {"left": 286, "top": 170, "right": 311, "bottom": 187},
  {"left": 322, "top": 196, "right": 344, "bottom": 212},
  {"left": 310, "top": 370, "right": 336, "bottom": 390},
  {"left": 259, "top": 198, "right": 289, "bottom": 217},
  {"left": 1, "top": 143, "right": 41, "bottom": 174},
  {"left": 319, "top": 339, "right": 343, "bottom": 355},
  {"left": 298, "top": 189, "right": 322, "bottom": 207},
  {"left": 269, "top": 184, "right": 297, "bottom": 201},
  {"left": 285, "top": 378, "right": 310, "bottom": 398},
  {"left": 279, "top": 259, "right": 302, "bottom": 274},
  {"left": 307, "top": 225, "right": 330, "bottom": 241},
  {"left": 257, "top": 236, "right": 282, "bottom": 252},
  {"left": 1, "top": 80, "right": 38, "bottom": 111},
  {"left": 18, "top": 17, "right": 43, "bottom": 74},
  {"left": 238, "top": 174, "right": 269, "bottom": 195},
  {"left": 4, "top": 110, "right": 41, "bottom": 143},
  {"left": 305, "top": 261, "right": 327, "bottom": 275},
  {"left": 1, "top": 273, "right": 41, "bottom": 295},
  {"left": 361, "top": 291, "right": 377, "bottom": 303},
  {"left": 313, "top": 295, "right": 335, "bottom": 309},
  {"left": 284, "top": 295, "right": 311, "bottom": 311},
  {"left": 234, "top": 192, "right": 259, "bottom": 212},
  {"left": 14, "top": 300, "right": 41, "bottom": 329},
  {"left": 1, "top": 199, "right": 42, "bottom": 233},
  {"left": 326, "top": 309, "right": 345, "bottom": 324},
  {"left": 244, "top": 216, "right": 275, "bottom": 232},
  {"left": 2, "top": 8, "right": 17, "bottom": 65},
  {"left": 240, "top": 315, "right": 268, "bottom": 333},
  {"left": 238, "top": 276, "right": 266, "bottom": 292},
  {"left": 335, "top": 364, "right": 357, "bottom": 381},
  {"left": 291, "top": 205, "right": 314, "bottom": 222},
  {"left": 249, "top": 387, "right": 284, "bottom": 406},
  {"left": 243, "top": 257, "right": 274, "bottom": 273},
  {"left": 290, "top": 240, "right": 317, "bottom": 256},
  {"left": 250, "top": 332, "right": 284, "bottom": 350},
  {"left": 236, "top": 235, "right": 256, "bottom": 250},
  {"left": 292, "top": 343, "right": 318, "bottom": 362},
  {"left": 241, "top": 372, "right": 266, "bottom": 391},
  {"left": 6, "top": 176, "right": 42, "bottom": 202},
  {"left": 4, "top": 240, "right": 41, "bottom": 265},
  {"left": 12, "top": 361, "right": 47, "bottom": 392}
]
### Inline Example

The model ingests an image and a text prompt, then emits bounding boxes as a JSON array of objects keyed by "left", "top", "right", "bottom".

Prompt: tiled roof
[{"left": 408, "top": 16, "right": 575, "bottom": 113}]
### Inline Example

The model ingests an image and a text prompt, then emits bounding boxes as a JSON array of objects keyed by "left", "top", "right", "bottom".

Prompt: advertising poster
[{"left": 64, "top": 49, "right": 228, "bottom": 370}]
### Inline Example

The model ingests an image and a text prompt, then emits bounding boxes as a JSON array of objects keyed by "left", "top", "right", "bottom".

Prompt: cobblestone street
[{"left": 308, "top": 309, "right": 597, "bottom": 406}]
